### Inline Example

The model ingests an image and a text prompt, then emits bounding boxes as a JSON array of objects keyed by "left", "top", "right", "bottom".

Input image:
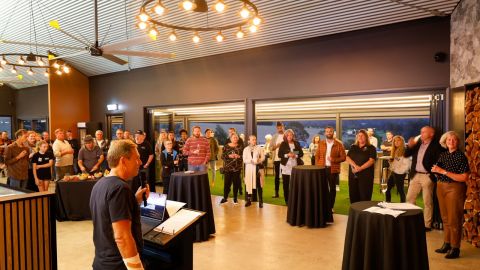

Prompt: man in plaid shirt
[{"left": 182, "top": 126, "right": 211, "bottom": 172}]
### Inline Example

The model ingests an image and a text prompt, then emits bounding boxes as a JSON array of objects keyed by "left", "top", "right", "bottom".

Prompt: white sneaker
[{"left": 336, "top": 185, "right": 340, "bottom": 191}]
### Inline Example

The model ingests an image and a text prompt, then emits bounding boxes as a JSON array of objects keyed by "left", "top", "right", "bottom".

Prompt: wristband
[{"left": 123, "top": 254, "right": 144, "bottom": 270}]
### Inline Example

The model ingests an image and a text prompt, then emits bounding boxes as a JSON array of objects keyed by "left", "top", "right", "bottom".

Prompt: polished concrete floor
[{"left": 55, "top": 195, "right": 480, "bottom": 270}]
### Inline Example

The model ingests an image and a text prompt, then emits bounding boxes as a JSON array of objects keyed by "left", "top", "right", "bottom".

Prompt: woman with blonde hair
[
  {"left": 278, "top": 129, "right": 304, "bottom": 204},
  {"left": 346, "top": 129, "right": 377, "bottom": 203},
  {"left": 431, "top": 131, "right": 469, "bottom": 259},
  {"left": 243, "top": 135, "right": 265, "bottom": 208},
  {"left": 385, "top": 135, "right": 411, "bottom": 202},
  {"left": 31, "top": 140, "right": 54, "bottom": 192},
  {"left": 309, "top": 135, "right": 320, "bottom": 165}
]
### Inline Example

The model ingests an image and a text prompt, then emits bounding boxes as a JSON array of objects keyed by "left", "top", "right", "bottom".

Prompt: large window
[
  {"left": 341, "top": 118, "right": 430, "bottom": 148},
  {"left": 257, "top": 120, "right": 336, "bottom": 146},
  {"left": 0, "top": 116, "right": 12, "bottom": 138},
  {"left": 190, "top": 121, "right": 245, "bottom": 145},
  {"left": 18, "top": 119, "right": 47, "bottom": 133}
]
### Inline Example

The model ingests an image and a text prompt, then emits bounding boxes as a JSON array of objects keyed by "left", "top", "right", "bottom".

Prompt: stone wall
[{"left": 450, "top": 0, "right": 480, "bottom": 87}]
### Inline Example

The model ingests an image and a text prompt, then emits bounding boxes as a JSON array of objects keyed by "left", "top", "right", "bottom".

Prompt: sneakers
[
  {"left": 220, "top": 198, "right": 228, "bottom": 204},
  {"left": 233, "top": 199, "right": 238, "bottom": 205}
]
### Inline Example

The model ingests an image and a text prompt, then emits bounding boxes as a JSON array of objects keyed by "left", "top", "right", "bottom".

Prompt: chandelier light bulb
[
  {"left": 44, "top": 69, "right": 49, "bottom": 77},
  {"left": 252, "top": 16, "right": 262, "bottom": 26},
  {"left": 240, "top": 5, "right": 250, "bottom": 18},
  {"left": 18, "top": 56, "right": 25, "bottom": 65},
  {"left": 181, "top": 0, "right": 195, "bottom": 11},
  {"left": 0, "top": 66, "right": 3, "bottom": 72},
  {"left": 216, "top": 32, "right": 224, "bottom": 43},
  {"left": 63, "top": 65, "right": 70, "bottom": 74},
  {"left": 153, "top": 1, "right": 166, "bottom": 15},
  {"left": 249, "top": 24, "right": 258, "bottom": 33},
  {"left": 138, "top": 21, "right": 148, "bottom": 30},
  {"left": 53, "top": 61, "right": 60, "bottom": 69},
  {"left": 11, "top": 66, "right": 17, "bottom": 74},
  {"left": 236, "top": 28, "right": 245, "bottom": 39},
  {"left": 56, "top": 69, "right": 62, "bottom": 76},
  {"left": 149, "top": 27, "right": 159, "bottom": 37},
  {"left": 192, "top": 32, "right": 200, "bottom": 43},
  {"left": 169, "top": 31, "right": 177, "bottom": 41},
  {"left": 138, "top": 8, "right": 150, "bottom": 22},
  {"left": 37, "top": 58, "right": 45, "bottom": 66},
  {"left": 27, "top": 68, "right": 34, "bottom": 75},
  {"left": 1, "top": 56, "right": 7, "bottom": 65},
  {"left": 214, "top": 0, "right": 226, "bottom": 13}
]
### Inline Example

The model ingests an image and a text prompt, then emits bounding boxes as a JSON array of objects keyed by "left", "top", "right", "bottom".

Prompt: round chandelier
[
  {"left": 136, "top": 0, "right": 263, "bottom": 43},
  {"left": 0, "top": 53, "right": 70, "bottom": 77}
]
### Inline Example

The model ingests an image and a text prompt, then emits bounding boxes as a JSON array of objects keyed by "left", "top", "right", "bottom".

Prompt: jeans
[
  {"left": 224, "top": 171, "right": 241, "bottom": 201},
  {"left": 188, "top": 164, "right": 206, "bottom": 172},
  {"left": 9, "top": 177, "right": 28, "bottom": 189},
  {"left": 386, "top": 173, "right": 406, "bottom": 202},
  {"left": 208, "top": 160, "right": 217, "bottom": 181}
]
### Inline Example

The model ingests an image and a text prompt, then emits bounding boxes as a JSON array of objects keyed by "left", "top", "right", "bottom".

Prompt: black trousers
[
  {"left": 247, "top": 170, "right": 263, "bottom": 203},
  {"left": 282, "top": 174, "right": 290, "bottom": 204},
  {"left": 310, "top": 156, "right": 316, "bottom": 166},
  {"left": 325, "top": 168, "right": 339, "bottom": 209},
  {"left": 178, "top": 158, "right": 188, "bottom": 172},
  {"left": 348, "top": 173, "right": 374, "bottom": 204},
  {"left": 274, "top": 161, "right": 281, "bottom": 192},
  {"left": 162, "top": 176, "right": 171, "bottom": 195},
  {"left": 224, "top": 171, "right": 241, "bottom": 201},
  {"left": 386, "top": 173, "right": 406, "bottom": 202}
]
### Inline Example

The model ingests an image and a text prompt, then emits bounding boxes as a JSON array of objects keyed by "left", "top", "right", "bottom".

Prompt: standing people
[
  {"left": 177, "top": 129, "right": 189, "bottom": 171},
  {"left": 431, "top": 131, "right": 469, "bottom": 259},
  {"left": 309, "top": 135, "right": 320, "bottom": 165},
  {"left": 41, "top": 131, "right": 54, "bottom": 155},
  {"left": 123, "top": 130, "right": 134, "bottom": 142},
  {"left": 154, "top": 130, "right": 167, "bottom": 157},
  {"left": 367, "top": 128, "right": 378, "bottom": 149},
  {"left": 345, "top": 129, "right": 377, "bottom": 203},
  {"left": 205, "top": 129, "right": 220, "bottom": 186},
  {"left": 316, "top": 126, "right": 346, "bottom": 210},
  {"left": 31, "top": 141, "right": 54, "bottom": 192},
  {"left": 78, "top": 135, "right": 104, "bottom": 174},
  {"left": 220, "top": 133, "right": 243, "bottom": 205},
  {"left": 226, "top": 127, "right": 244, "bottom": 146},
  {"left": 66, "top": 130, "right": 80, "bottom": 174},
  {"left": 114, "top": 129, "right": 124, "bottom": 140},
  {"left": 182, "top": 126, "right": 210, "bottom": 172},
  {"left": 381, "top": 131, "right": 394, "bottom": 156},
  {"left": 89, "top": 139, "right": 149, "bottom": 270},
  {"left": 269, "top": 122, "right": 285, "bottom": 198},
  {"left": 243, "top": 135, "right": 265, "bottom": 208},
  {"left": 25, "top": 131, "right": 39, "bottom": 191},
  {"left": 278, "top": 129, "right": 304, "bottom": 204},
  {"left": 405, "top": 126, "right": 444, "bottom": 231},
  {"left": 4, "top": 129, "right": 29, "bottom": 188},
  {"left": 94, "top": 130, "right": 109, "bottom": 170},
  {"left": 52, "top": 129, "right": 75, "bottom": 181},
  {"left": 134, "top": 130, "right": 154, "bottom": 193},
  {"left": 385, "top": 136, "right": 410, "bottom": 202},
  {"left": 160, "top": 140, "right": 179, "bottom": 195}
]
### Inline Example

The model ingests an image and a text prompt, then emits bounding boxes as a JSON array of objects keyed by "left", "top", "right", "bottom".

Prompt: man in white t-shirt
[
  {"left": 269, "top": 122, "right": 285, "bottom": 198},
  {"left": 367, "top": 128, "right": 378, "bottom": 149},
  {"left": 52, "top": 128, "right": 74, "bottom": 181}
]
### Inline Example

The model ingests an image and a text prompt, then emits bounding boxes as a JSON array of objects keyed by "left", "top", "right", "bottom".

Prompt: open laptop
[{"left": 140, "top": 192, "right": 168, "bottom": 236}]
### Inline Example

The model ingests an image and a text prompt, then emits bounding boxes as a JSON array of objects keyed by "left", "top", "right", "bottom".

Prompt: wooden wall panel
[{"left": 48, "top": 64, "right": 89, "bottom": 137}]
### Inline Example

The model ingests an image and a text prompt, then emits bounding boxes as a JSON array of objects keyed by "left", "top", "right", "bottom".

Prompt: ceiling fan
[{"left": 1, "top": 0, "right": 174, "bottom": 66}]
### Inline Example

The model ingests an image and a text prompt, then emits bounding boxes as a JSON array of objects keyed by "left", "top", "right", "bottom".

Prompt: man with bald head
[{"left": 405, "top": 126, "right": 444, "bottom": 231}]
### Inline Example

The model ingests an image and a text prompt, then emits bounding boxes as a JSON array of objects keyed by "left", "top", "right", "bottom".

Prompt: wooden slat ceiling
[{"left": 0, "top": 0, "right": 459, "bottom": 89}]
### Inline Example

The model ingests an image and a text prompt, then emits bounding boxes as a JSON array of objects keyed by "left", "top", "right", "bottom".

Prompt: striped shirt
[{"left": 182, "top": 136, "right": 211, "bottom": 166}]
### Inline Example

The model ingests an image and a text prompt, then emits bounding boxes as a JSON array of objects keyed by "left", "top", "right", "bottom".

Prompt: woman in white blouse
[
  {"left": 243, "top": 135, "right": 265, "bottom": 208},
  {"left": 386, "top": 135, "right": 411, "bottom": 202},
  {"left": 309, "top": 135, "right": 320, "bottom": 165}
]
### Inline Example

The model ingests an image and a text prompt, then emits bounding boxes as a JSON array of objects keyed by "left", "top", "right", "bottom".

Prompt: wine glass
[{"left": 380, "top": 167, "right": 388, "bottom": 202}]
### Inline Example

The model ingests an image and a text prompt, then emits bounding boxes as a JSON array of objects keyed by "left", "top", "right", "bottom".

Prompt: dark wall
[
  {"left": 15, "top": 85, "right": 49, "bottom": 120},
  {"left": 90, "top": 17, "right": 451, "bottom": 131},
  {"left": 0, "top": 84, "right": 16, "bottom": 119}
]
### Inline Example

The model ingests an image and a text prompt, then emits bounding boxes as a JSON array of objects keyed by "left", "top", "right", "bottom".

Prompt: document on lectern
[
  {"left": 154, "top": 209, "right": 202, "bottom": 235},
  {"left": 166, "top": 200, "right": 186, "bottom": 216}
]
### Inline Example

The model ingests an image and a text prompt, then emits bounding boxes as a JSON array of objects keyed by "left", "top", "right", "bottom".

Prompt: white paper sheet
[
  {"left": 154, "top": 209, "right": 202, "bottom": 235},
  {"left": 166, "top": 200, "right": 186, "bottom": 216},
  {"left": 377, "top": 202, "right": 422, "bottom": 210},
  {"left": 363, "top": 206, "right": 406, "bottom": 218}
]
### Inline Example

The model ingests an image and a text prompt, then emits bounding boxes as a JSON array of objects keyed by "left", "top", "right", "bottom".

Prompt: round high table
[
  {"left": 167, "top": 171, "right": 215, "bottom": 242},
  {"left": 287, "top": 165, "right": 333, "bottom": 228},
  {"left": 55, "top": 179, "right": 98, "bottom": 221},
  {"left": 342, "top": 201, "right": 429, "bottom": 270}
]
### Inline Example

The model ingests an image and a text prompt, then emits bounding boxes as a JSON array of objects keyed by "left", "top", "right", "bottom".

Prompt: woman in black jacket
[
  {"left": 277, "top": 129, "right": 304, "bottom": 204},
  {"left": 220, "top": 133, "right": 244, "bottom": 205},
  {"left": 160, "top": 140, "right": 179, "bottom": 194}
]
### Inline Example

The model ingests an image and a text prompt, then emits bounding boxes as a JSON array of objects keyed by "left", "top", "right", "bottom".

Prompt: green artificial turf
[{"left": 207, "top": 170, "right": 424, "bottom": 215}]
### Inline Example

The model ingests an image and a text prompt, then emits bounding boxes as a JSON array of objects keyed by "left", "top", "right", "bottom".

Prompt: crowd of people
[{"left": 0, "top": 121, "right": 470, "bottom": 260}]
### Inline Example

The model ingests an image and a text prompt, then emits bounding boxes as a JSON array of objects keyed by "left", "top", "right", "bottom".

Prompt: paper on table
[
  {"left": 154, "top": 209, "right": 202, "bottom": 235},
  {"left": 377, "top": 202, "right": 422, "bottom": 210},
  {"left": 363, "top": 206, "right": 406, "bottom": 218},
  {"left": 166, "top": 200, "right": 186, "bottom": 216}
]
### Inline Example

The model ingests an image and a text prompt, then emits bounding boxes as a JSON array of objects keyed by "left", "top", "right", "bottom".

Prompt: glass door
[{"left": 106, "top": 113, "right": 125, "bottom": 140}]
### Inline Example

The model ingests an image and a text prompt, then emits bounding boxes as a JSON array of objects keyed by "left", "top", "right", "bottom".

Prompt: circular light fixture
[
  {"left": 249, "top": 24, "right": 258, "bottom": 33},
  {"left": 1, "top": 56, "right": 7, "bottom": 65},
  {"left": 11, "top": 66, "right": 17, "bottom": 74},
  {"left": 18, "top": 56, "right": 25, "bottom": 65},
  {"left": 192, "top": 32, "right": 200, "bottom": 43},
  {"left": 214, "top": 0, "right": 226, "bottom": 13},
  {"left": 137, "top": 0, "right": 261, "bottom": 44},
  {"left": 0, "top": 53, "right": 66, "bottom": 77},
  {"left": 149, "top": 27, "right": 159, "bottom": 37},
  {"left": 37, "top": 58, "right": 45, "bottom": 66},
  {"left": 169, "top": 31, "right": 177, "bottom": 41},
  {"left": 27, "top": 68, "right": 34, "bottom": 75},
  {"left": 236, "top": 27, "right": 245, "bottom": 39}
]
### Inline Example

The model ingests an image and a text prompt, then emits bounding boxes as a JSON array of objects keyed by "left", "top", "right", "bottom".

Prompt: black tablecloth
[
  {"left": 287, "top": 165, "right": 333, "bottom": 228},
  {"left": 167, "top": 171, "right": 215, "bottom": 242},
  {"left": 342, "top": 201, "right": 429, "bottom": 270},
  {"left": 55, "top": 180, "right": 97, "bottom": 221}
]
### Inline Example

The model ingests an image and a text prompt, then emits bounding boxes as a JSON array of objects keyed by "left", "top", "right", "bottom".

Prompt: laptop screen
[{"left": 140, "top": 192, "right": 167, "bottom": 221}]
